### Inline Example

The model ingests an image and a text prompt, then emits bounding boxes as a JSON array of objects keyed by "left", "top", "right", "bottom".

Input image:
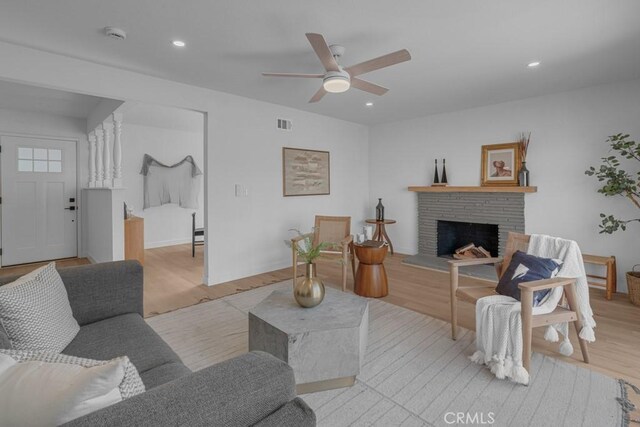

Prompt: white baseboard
[
  {"left": 145, "top": 238, "right": 192, "bottom": 249},
  {"left": 206, "top": 259, "right": 292, "bottom": 286},
  {"left": 392, "top": 246, "right": 417, "bottom": 256}
]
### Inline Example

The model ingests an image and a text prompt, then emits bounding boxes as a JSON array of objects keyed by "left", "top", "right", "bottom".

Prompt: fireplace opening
[{"left": 437, "top": 220, "right": 499, "bottom": 257}]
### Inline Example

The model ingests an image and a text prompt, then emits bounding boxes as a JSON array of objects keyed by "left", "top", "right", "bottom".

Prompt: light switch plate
[{"left": 235, "top": 184, "right": 249, "bottom": 197}]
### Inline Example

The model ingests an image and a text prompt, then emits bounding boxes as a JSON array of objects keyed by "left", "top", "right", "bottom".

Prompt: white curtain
[{"left": 140, "top": 154, "right": 202, "bottom": 209}]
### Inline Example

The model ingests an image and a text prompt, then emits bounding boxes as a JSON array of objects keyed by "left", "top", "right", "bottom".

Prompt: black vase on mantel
[
  {"left": 433, "top": 159, "right": 440, "bottom": 184},
  {"left": 518, "top": 162, "right": 530, "bottom": 187},
  {"left": 375, "top": 198, "right": 385, "bottom": 221},
  {"left": 441, "top": 159, "right": 448, "bottom": 184}
]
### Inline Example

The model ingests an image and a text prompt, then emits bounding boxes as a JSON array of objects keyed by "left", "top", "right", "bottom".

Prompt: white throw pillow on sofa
[
  {"left": 0, "top": 351, "right": 145, "bottom": 425},
  {"left": 0, "top": 262, "right": 79, "bottom": 352}
]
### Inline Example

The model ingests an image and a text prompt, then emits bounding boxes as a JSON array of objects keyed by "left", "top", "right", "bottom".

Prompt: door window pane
[
  {"left": 34, "top": 148, "right": 48, "bottom": 160},
  {"left": 18, "top": 147, "right": 33, "bottom": 159},
  {"left": 48, "top": 149, "right": 62, "bottom": 161},
  {"left": 48, "top": 161, "right": 62, "bottom": 173},
  {"left": 34, "top": 160, "right": 48, "bottom": 172},
  {"left": 18, "top": 159, "right": 33, "bottom": 172},
  {"left": 17, "top": 146, "right": 63, "bottom": 173}
]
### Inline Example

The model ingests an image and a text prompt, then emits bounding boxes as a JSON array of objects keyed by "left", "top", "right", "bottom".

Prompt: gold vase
[{"left": 294, "top": 263, "right": 325, "bottom": 308}]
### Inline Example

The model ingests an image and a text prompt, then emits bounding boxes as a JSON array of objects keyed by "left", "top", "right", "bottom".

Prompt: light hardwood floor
[
  {"left": 143, "top": 244, "right": 291, "bottom": 317},
  {"left": 1, "top": 248, "right": 638, "bottom": 396},
  {"left": 0, "top": 257, "right": 90, "bottom": 277},
  {"left": 0, "top": 246, "right": 290, "bottom": 318},
  {"left": 316, "top": 252, "right": 640, "bottom": 417},
  {"left": 317, "top": 254, "right": 640, "bottom": 384},
  {"left": 145, "top": 246, "right": 640, "bottom": 386}
]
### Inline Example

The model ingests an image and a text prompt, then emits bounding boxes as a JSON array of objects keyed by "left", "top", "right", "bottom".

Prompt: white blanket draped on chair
[{"left": 471, "top": 234, "right": 596, "bottom": 385}]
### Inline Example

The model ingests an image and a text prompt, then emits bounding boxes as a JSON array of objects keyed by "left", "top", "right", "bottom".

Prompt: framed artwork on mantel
[
  {"left": 282, "top": 147, "right": 330, "bottom": 196},
  {"left": 481, "top": 142, "right": 521, "bottom": 186}
]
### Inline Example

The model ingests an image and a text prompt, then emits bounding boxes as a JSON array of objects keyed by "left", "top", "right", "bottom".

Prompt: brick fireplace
[
  {"left": 403, "top": 186, "right": 535, "bottom": 278},
  {"left": 417, "top": 191, "right": 526, "bottom": 257}
]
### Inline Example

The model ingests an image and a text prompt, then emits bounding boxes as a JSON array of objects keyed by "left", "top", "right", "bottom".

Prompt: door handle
[{"left": 65, "top": 206, "right": 76, "bottom": 211}]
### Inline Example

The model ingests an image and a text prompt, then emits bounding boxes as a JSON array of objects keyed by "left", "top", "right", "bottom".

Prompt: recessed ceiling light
[
  {"left": 365, "top": 102, "right": 374, "bottom": 107},
  {"left": 172, "top": 40, "right": 186, "bottom": 48},
  {"left": 527, "top": 61, "right": 541, "bottom": 68}
]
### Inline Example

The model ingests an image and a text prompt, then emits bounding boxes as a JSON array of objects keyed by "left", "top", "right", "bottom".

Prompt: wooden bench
[{"left": 582, "top": 254, "right": 616, "bottom": 300}]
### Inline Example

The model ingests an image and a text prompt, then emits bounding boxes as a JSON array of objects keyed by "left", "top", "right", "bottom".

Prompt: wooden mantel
[{"left": 408, "top": 186, "right": 537, "bottom": 193}]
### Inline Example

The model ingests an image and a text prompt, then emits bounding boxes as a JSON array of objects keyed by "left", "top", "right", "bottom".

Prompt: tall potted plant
[
  {"left": 286, "top": 229, "right": 333, "bottom": 308},
  {"left": 585, "top": 133, "right": 640, "bottom": 305}
]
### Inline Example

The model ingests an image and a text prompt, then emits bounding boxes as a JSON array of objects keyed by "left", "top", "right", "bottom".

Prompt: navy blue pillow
[{"left": 496, "top": 251, "right": 563, "bottom": 306}]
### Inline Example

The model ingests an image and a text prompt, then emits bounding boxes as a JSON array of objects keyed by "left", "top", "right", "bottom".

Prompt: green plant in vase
[
  {"left": 585, "top": 133, "right": 640, "bottom": 234},
  {"left": 585, "top": 133, "right": 640, "bottom": 305},
  {"left": 285, "top": 229, "right": 334, "bottom": 308}
]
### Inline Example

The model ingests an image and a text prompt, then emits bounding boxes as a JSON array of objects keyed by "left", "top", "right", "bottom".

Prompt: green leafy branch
[
  {"left": 284, "top": 229, "right": 334, "bottom": 264},
  {"left": 585, "top": 133, "right": 640, "bottom": 233}
]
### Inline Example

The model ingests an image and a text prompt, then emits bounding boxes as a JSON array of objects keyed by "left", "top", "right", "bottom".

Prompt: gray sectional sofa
[{"left": 0, "top": 261, "right": 315, "bottom": 426}]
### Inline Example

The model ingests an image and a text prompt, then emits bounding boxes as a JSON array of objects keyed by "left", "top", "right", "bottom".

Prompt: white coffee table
[{"left": 248, "top": 287, "right": 369, "bottom": 394}]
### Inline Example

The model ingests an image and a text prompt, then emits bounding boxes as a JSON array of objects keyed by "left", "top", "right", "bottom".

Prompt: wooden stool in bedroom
[
  {"left": 192, "top": 212, "right": 204, "bottom": 257},
  {"left": 582, "top": 254, "right": 617, "bottom": 300}
]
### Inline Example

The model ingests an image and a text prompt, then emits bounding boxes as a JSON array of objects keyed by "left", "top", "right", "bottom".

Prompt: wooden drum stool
[{"left": 354, "top": 243, "right": 389, "bottom": 298}]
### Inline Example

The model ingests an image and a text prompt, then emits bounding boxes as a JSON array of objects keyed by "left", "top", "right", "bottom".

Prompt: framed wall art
[
  {"left": 282, "top": 147, "right": 330, "bottom": 196},
  {"left": 480, "top": 142, "right": 521, "bottom": 186}
]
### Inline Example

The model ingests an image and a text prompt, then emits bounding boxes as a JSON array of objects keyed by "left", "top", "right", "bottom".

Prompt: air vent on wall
[{"left": 277, "top": 118, "right": 292, "bottom": 131}]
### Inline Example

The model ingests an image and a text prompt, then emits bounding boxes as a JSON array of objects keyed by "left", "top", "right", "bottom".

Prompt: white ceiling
[
  {"left": 1, "top": 1, "right": 639, "bottom": 125},
  {"left": 0, "top": 78, "right": 203, "bottom": 132},
  {"left": 0, "top": 79, "right": 103, "bottom": 119}
]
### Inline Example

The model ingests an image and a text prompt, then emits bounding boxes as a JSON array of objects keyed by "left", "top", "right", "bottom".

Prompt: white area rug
[{"left": 147, "top": 281, "right": 627, "bottom": 427}]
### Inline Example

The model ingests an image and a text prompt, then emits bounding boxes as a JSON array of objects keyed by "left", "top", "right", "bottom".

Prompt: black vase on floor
[
  {"left": 376, "top": 198, "right": 385, "bottom": 221},
  {"left": 433, "top": 159, "right": 440, "bottom": 184},
  {"left": 441, "top": 159, "right": 448, "bottom": 184}
]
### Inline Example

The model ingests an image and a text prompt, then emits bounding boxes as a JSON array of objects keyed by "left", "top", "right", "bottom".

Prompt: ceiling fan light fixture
[{"left": 323, "top": 71, "right": 351, "bottom": 93}]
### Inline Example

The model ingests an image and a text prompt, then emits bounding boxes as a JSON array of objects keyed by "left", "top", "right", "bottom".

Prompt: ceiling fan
[{"left": 262, "top": 33, "right": 411, "bottom": 103}]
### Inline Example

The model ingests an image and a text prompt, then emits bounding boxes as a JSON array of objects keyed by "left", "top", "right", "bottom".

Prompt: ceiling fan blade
[
  {"left": 351, "top": 78, "right": 389, "bottom": 96},
  {"left": 262, "top": 72, "right": 323, "bottom": 78},
  {"left": 306, "top": 33, "right": 340, "bottom": 72},
  {"left": 346, "top": 49, "right": 411, "bottom": 77},
  {"left": 308, "top": 86, "right": 327, "bottom": 103}
]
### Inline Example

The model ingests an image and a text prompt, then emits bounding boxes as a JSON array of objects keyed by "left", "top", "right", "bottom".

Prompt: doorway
[
  {"left": 118, "top": 102, "right": 206, "bottom": 317},
  {"left": 0, "top": 135, "right": 77, "bottom": 266}
]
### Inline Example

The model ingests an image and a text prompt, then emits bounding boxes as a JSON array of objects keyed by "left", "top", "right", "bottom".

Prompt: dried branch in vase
[{"left": 519, "top": 132, "right": 531, "bottom": 162}]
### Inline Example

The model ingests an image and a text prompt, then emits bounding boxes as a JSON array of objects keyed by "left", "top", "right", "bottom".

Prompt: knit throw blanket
[{"left": 471, "top": 234, "right": 596, "bottom": 385}]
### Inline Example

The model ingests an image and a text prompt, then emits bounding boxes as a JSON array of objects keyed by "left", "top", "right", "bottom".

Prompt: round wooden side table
[
  {"left": 354, "top": 243, "right": 389, "bottom": 298},
  {"left": 365, "top": 219, "right": 397, "bottom": 254}
]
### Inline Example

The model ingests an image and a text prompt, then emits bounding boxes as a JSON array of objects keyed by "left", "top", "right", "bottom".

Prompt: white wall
[
  {"left": 210, "top": 101, "right": 370, "bottom": 281},
  {"left": 82, "top": 189, "right": 124, "bottom": 263},
  {"left": 119, "top": 123, "right": 204, "bottom": 248},
  {"left": 0, "top": 41, "right": 370, "bottom": 284},
  {"left": 369, "top": 79, "right": 640, "bottom": 291},
  {"left": 10, "top": 41, "right": 636, "bottom": 291}
]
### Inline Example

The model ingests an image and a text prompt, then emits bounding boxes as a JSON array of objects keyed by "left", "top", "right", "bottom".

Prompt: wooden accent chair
[
  {"left": 449, "top": 232, "right": 590, "bottom": 372},
  {"left": 291, "top": 215, "right": 356, "bottom": 292}
]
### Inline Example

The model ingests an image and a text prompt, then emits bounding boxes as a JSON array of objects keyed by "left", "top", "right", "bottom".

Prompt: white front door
[{"left": 1, "top": 135, "right": 77, "bottom": 266}]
